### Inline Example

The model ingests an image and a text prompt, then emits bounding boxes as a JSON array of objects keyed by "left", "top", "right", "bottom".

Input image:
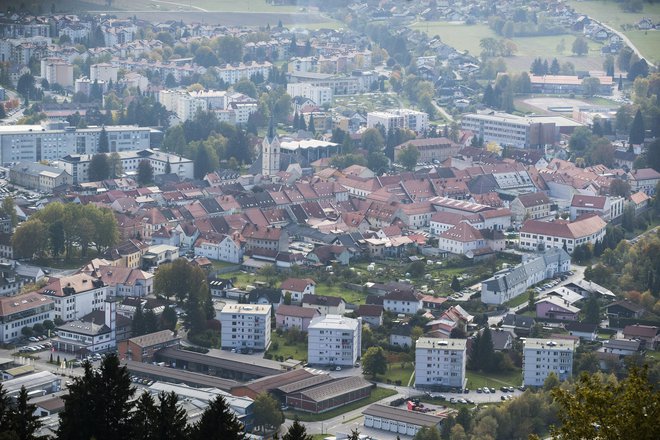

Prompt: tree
[
  {"left": 16, "top": 73, "right": 35, "bottom": 99},
  {"left": 58, "top": 354, "right": 135, "bottom": 440},
  {"left": 628, "top": 58, "right": 649, "bottom": 82},
  {"left": 550, "top": 366, "right": 660, "bottom": 440},
  {"left": 569, "top": 127, "right": 593, "bottom": 153},
  {"left": 584, "top": 296, "right": 600, "bottom": 324},
  {"left": 572, "top": 36, "right": 589, "bottom": 56},
  {"left": 12, "top": 219, "right": 48, "bottom": 259},
  {"left": 144, "top": 391, "right": 190, "bottom": 440},
  {"left": 622, "top": 203, "right": 636, "bottom": 232},
  {"left": 137, "top": 159, "right": 153, "bottom": 185},
  {"left": 589, "top": 137, "right": 615, "bottom": 167},
  {"left": 362, "top": 346, "right": 387, "bottom": 379},
  {"left": 543, "top": 372, "right": 560, "bottom": 392},
  {"left": 160, "top": 306, "right": 178, "bottom": 332},
  {"left": 451, "top": 275, "right": 461, "bottom": 292},
  {"left": 550, "top": 58, "right": 561, "bottom": 75},
  {"left": 193, "top": 46, "right": 219, "bottom": 67},
  {"left": 582, "top": 77, "right": 601, "bottom": 97},
  {"left": 397, "top": 144, "right": 420, "bottom": 170},
  {"left": 11, "top": 386, "right": 42, "bottom": 440},
  {"left": 629, "top": 108, "right": 645, "bottom": 145},
  {"left": 361, "top": 128, "right": 385, "bottom": 153},
  {"left": 109, "top": 152, "right": 123, "bottom": 178},
  {"left": 191, "top": 395, "right": 246, "bottom": 440},
  {"left": 413, "top": 426, "right": 441, "bottom": 440},
  {"left": 89, "top": 153, "right": 111, "bottom": 182},
  {"left": 455, "top": 407, "right": 472, "bottom": 432},
  {"left": 307, "top": 114, "right": 315, "bottom": 134},
  {"left": 253, "top": 393, "right": 283, "bottom": 434},
  {"left": 1, "top": 195, "right": 18, "bottom": 227},
  {"left": 98, "top": 126, "right": 109, "bottom": 153},
  {"left": 283, "top": 419, "right": 312, "bottom": 440}
]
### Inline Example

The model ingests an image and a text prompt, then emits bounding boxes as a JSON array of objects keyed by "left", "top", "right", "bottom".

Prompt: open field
[
  {"left": 376, "top": 364, "right": 415, "bottom": 387},
  {"left": 567, "top": 0, "right": 660, "bottom": 63},
  {"left": 411, "top": 22, "right": 605, "bottom": 73},
  {"left": 266, "top": 332, "right": 307, "bottom": 362},
  {"left": 37, "top": 0, "right": 328, "bottom": 26},
  {"left": 465, "top": 369, "right": 522, "bottom": 389}
]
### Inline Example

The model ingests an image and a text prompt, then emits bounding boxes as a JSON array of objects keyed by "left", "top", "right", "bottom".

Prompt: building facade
[
  {"left": 219, "top": 304, "right": 271, "bottom": 351},
  {"left": 415, "top": 337, "right": 467, "bottom": 389},
  {"left": 0, "top": 292, "right": 55, "bottom": 343},
  {"left": 307, "top": 314, "right": 361, "bottom": 366},
  {"left": 523, "top": 338, "right": 575, "bottom": 386}
]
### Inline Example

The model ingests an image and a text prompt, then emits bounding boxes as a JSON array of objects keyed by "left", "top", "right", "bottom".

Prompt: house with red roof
[
  {"left": 569, "top": 194, "right": 624, "bottom": 221},
  {"left": 519, "top": 214, "right": 607, "bottom": 253},
  {"left": 275, "top": 305, "right": 321, "bottom": 331},
  {"left": 510, "top": 192, "right": 551, "bottom": 223},
  {"left": 281, "top": 278, "right": 316, "bottom": 304},
  {"left": 628, "top": 168, "right": 660, "bottom": 195},
  {"left": 623, "top": 324, "right": 659, "bottom": 349}
]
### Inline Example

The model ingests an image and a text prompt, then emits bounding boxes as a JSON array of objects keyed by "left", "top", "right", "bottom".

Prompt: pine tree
[
  {"left": 12, "top": 386, "right": 42, "bottom": 440},
  {"left": 451, "top": 275, "right": 461, "bottom": 292},
  {"left": 58, "top": 354, "right": 135, "bottom": 440},
  {"left": 191, "top": 395, "right": 246, "bottom": 440},
  {"left": 153, "top": 392, "right": 190, "bottom": 440},
  {"left": 0, "top": 384, "right": 12, "bottom": 435},
  {"left": 629, "top": 108, "right": 645, "bottom": 145},
  {"left": 283, "top": 419, "right": 312, "bottom": 440},
  {"left": 299, "top": 114, "right": 306, "bottom": 131},
  {"left": 165, "top": 158, "right": 171, "bottom": 175},
  {"left": 99, "top": 126, "right": 109, "bottom": 153},
  {"left": 292, "top": 111, "right": 299, "bottom": 130},
  {"left": 132, "top": 304, "right": 146, "bottom": 337},
  {"left": 308, "top": 114, "right": 315, "bottom": 134}
]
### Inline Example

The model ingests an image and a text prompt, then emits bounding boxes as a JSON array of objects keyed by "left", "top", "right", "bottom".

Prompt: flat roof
[
  {"left": 362, "top": 404, "right": 446, "bottom": 426},
  {"left": 416, "top": 337, "right": 467, "bottom": 350},
  {"left": 157, "top": 347, "right": 284, "bottom": 378},
  {"left": 523, "top": 338, "right": 575, "bottom": 351},
  {"left": 122, "top": 360, "right": 239, "bottom": 391}
]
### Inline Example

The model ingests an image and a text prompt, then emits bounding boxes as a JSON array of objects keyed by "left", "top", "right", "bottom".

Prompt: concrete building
[
  {"left": 523, "top": 338, "right": 575, "bottom": 386},
  {"left": 363, "top": 404, "right": 446, "bottom": 437},
  {"left": 194, "top": 235, "right": 242, "bottom": 264},
  {"left": 58, "top": 149, "right": 192, "bottom": 183},
  {"left": 219, "top": 304, "right": 272, "bottom": 352},
  {"left": 90, "top": 63, "right": 118, "bottom": 83},
  {"left": 415, "top": 337, "right": 467, "bottom": 389},
  {"left": 43, "top": 60, "right": 73, "bottom": 88},
  {"left": 569, "top": 194, "right": 625, "bottom": 221},
  {"left": 461, "top": 112, "right": 559, "bottom": 149},
  {"left": 39, "top": 273, "right": 107, "bottom": 322},
  {"left": 510, "top": 192, "right": 551, "bottom": 223},
  {"left": 519, "top": 214, "right": 607, "bottom": 253},
  {"left": 286, "top": 83, "right": 333, "bottom": 106},
  {"left": 275, "top": 305, "right": 320, "bottom": 331},
  {"left": 0, "top": 292, "right": 55, "bottom": 343},
  {"left": 52, "top": 298, "right": 117, "bottom": 353},
  {"left": 9, "top": 162, "right": 72, "bottom": 192},
  {"left": 367, "top": 109, "right": 429, "bottom": 133},
  {"left": 214, "top": 61, "right": 272, "bottom": 85},
  {"left": 307, "top": 314, "right": 361, "bottom": 367},
  {"left": 93, "top": 266, "right": 154, "bottom": 298},
  {"left": 394, "top": 138, "right": 460, "bottom": 164},
  {"left": 0, "top": 123, "right": 151, "bottom": 165},
  {"left": 118, "top": 330, "right": 180, "bottom": 363}
]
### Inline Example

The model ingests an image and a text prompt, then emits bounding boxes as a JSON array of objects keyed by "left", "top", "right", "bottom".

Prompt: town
[{"left": 0, "top": 0, "right": 658, "bottom": 439}]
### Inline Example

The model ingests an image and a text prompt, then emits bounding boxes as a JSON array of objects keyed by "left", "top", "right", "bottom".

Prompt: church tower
[{"left": 262, "top": 116, "right": 280, "bottom": 177}]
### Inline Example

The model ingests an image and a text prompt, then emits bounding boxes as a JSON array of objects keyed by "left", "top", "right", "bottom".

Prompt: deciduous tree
[{"left": 362, "top": 346, "right": 387, "bottom": 379}]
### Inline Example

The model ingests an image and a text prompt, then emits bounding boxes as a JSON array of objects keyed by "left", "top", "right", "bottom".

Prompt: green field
[
  {"left": 283, "top": 387, "right": 397, "bottom": 422},
  {"left": 376, "top": 364, "right": 415, "bottom": 387},
  {"left": 48, "top": 0, "right": 300, "bottom": 13},
  {"left": 626, "top": 30, "right": 660, "bottom": 65},
  {"left": 504, "top": 292, "right": 531, "bottom": 309},
  {"left": 465, "top": 369, "right": 522, "bottom": 389},
  {"left": 266, "top": 332, "right": 307, "bottom": 362},
  {"left": 567, "top": 0, "right": 660, "bottom": 63},
  {"left": 410, "top": 22, "right": 497, "bottom": 56}
]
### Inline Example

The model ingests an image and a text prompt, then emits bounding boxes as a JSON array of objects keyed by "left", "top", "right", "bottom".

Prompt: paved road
[{"left": 589, "top": 18, "right": 655, "bottom": 68}]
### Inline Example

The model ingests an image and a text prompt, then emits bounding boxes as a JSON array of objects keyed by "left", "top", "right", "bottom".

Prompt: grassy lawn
[
  {"left": 504, "top": 292, "right": 531, "bottom": 308},
  {"left": 52, "top": 0, "right": 300, "bottom": 12},
  {"left": 645, "top": 350, "right": 660, "bottom": 360},
  {"left": 283, "top": 387, "right": 397, "bottom": 422},
  {"left": 567, "top": 0, "right": 660, "bottom": 63},
  {"left": 410, "top": 22, "right": 497, "bottom": 55},
  {"left": 266, "top": 332, "right": 308, "bottom": 362},
  {"left": 375, "top": 364, "right": 415, "bottom": 387},
  {"left": 465, "top": 369, "right": 522, "bottom": 389}
]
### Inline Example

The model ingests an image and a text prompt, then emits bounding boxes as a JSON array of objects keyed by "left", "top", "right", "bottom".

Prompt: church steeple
[{"left": 262, "top": 114, "right": 280, "bottom": 177}]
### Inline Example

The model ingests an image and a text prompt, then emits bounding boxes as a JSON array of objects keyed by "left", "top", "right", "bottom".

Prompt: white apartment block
[
  {"left": 307, "top": 315, "right": 362, "bottom": 366},
  {"left": 287, "top": 83, "right": 333, "bottom": 106},
  {"left": 367, "top": 109, "right": 429, "bottom": 133},
  {"left": 194, "top": 235, "right": 242, "bottom": 264},
  {"left": 0, "top": 123, "right": 150, "bottom": 165},
  {"left": 461, "top": 113, "right": 560, "bottom": 149},
  {"left": 39, "top": 274, "right": 107, "bottom": 322},
  {"left": 523, "top": 338, "right": 575, "bottom": 386},
  {"left": 415, "top": 338, "right": 467, "bottom": 389},
  {"left": 519, "top": 215, "right": 607, "bottom": 253},
  {"left": 58, "top": 149, "right": 193, "bottom": 183},
  {"left": 44, "top": 61, "right": 73, "bottom": 88},
  {"left": 90, "top": 63, "right": 118, "bottom": 83},
  {"left": 159, "top": 89, "right": 257, "bottom": 123},
  {"left": 0, "top": 292, "right": 55, "bottom": 343},
  {"left": 213, "top": 61, "right": 272, "bottom": 85},
  {"left": 219, "top": 304, "right": 271, "bottom": 351}
]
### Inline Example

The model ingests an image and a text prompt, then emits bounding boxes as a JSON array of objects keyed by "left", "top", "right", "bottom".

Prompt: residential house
[
  {"left": 569, "top": 194, "right": 624, "bottom": 221},
  {"left": 628, "top": 168, "right": 660, "bottom": 195},
  {"left": 93, "top": 266, "right": 153, "bottom": 298},
  {"left": 357, "top": 304, "right": 384, "bottom": 328},
  {"left": 301, "top": 294, "right": 346, "bottom": 316},
  {"left": 382, "top": 289, "right": 422, "bottom": 315},
  {"left": 39, "top": 273, "right": 107, "bottom": 322},
  {"left": 623, "top": 324, "right": 659, "bottom": 349},
  {"left": 606, "top": 300, "right": 644, "bottom": 319},
  {"left": 501, "top": 313, "right": 535, "bottom": 336},
  {"left": 510, "top": 192, "right": 551, "bottom": 224},
  {"left": 194, "top": 235, "right": 242, "bottom": 264},
  {"left": 275, "top": 305, "right": 321, "bottom": 331},
  {"left": 565, "top": 322, "right": 598, "bottom": 341},
  {"left": 536, "top": 297, "right": 579, "bottom": 321},
  {"left": 490, "top": 328, "right": 514, "bottom": 351},
  {"left": 280, "top": 278, "right": 316, "bottom": 304},
  {"left": 601, "top": 339, "right": 641, "bottom": 356},
  {"left": 389, "top": 323, "right": 413, "bottom": 348}
]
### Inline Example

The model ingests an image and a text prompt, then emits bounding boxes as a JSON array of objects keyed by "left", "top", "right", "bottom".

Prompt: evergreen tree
[
  {"left": 483, "top": 84, "right": 495, "bottom": 107},
  {"left": 131, "top": 392, "right": 156, "bottom": 440},
  {"left": 283, "top": 419, "right": 312, "bottom": 440},
  {"left": 308, "top": 114, "right": 315, "bottom": 134},
  {"left": 550, "top": 58, "right": 560, "bottom": 75},
  {"left": 132, "top": 304, "right": 146, "bottom": 337},
  {"left": 299, "top": 114, "right": 306, "bottom": 131},
  {"left": 451, "top": 275, "right": 461, "bottom": 292},
  {"left": 164, "top": 158, "right": 171, "bottom": 175},
  {"left": 144, "top": 309, "right": 159, "bottom": 334},
  {"left": 292, "top": 111, "right": 299, "bottom": 130},
  {"left": 88, "top": 153, "right": 111, "bottom": 182},
  {"left": 629, "top": 108, "right": 645, "bottom": 145},
  {"left": 12, "top": 386, "right": 42, "bottom": 440},
  {"left": 0, "top": 384, "right": 12, "bottom": 436},
  {"left": 153, "top": 392, "right": 190, "bottom": 440},
  {"left": 191, "top": 395, "right": 246, "bottom": 440},
  {"left": 584, "top": 296, "right": 600, "bottom": 324},
  {"left": 618, "top": 74, "right": 623, "bottom": 91},
  {"left": 478, "top": 326, "right": 495, "bottom": 371},
  {"left": 137, "top": 159, "right": 154, "bottom": 185},
  {"left": 58, "top": 354, "right": 135, "bottom": 440},
  {"left": 99, "top": 126, "right": 109, "bottom": 153}
]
